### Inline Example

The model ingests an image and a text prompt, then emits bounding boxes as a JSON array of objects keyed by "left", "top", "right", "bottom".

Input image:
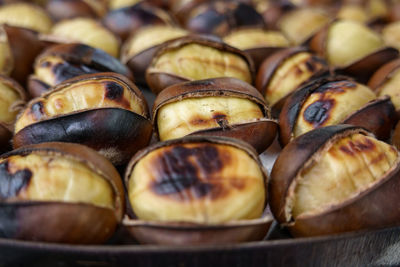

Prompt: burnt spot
[
  {"left": 315, "top": 81, "right": 356, "bottom": 94},
  {"left": 213, "top": 113, "right": 230, "bottom": 129},
  {"left": 305, "top": 59, "right": 319, "bottom": 72},
  {"left": 339, "top": 145, "right": 354, "bottom": 156},
  {"left": 105, "top": 82, "right": 124, "bottom": 100},
  {"left": 150, "top": 144, "right": 230, "bottom": 200},
  {"left": 190, "top": 117, "right": 208, "bottom": 125},
  {"left": 40, "top": 61, "right": 52, "bottom": 68},
  {"left": 31, "top": 101, "right": 45, "bottom": 120},
  {"left": 53, "top": 62, "right": 99, "bottom": 84},
  {"left": 303, "top": 100, "right": 335, "bottom": 127},
  {"left": 0, "top": 161, "right": 32, "bottom": 199},
  {"left": 350, "top": 137, "right": 376, "bottom": 152}
]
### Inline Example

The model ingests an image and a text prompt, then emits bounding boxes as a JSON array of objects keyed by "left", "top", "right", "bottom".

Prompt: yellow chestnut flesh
[
  {"left": 0, "top": 3, "right": 53, "bottom": 33},
  {"left": 124, "top": 26, "right": 187, "bottom": 58},
  {"left": 291, "top": 134, "right": 398, "bottom": 218},
  {"left": 266, "top": 52, "right": 326, "bottom": 107},
  {"left": 294, "top": 81, "right": 376, "bottom": 138},
  {"left": 15, "top": 78, "right": 145, "bottom": 132},
  {"left": 326, "top": 20, "right": 383, "bottom": 67},
  {"left": 337, "top": 5, "right": 369, "bottom": 23},
  {"left": 279, "top": 8, "right": 331, "bottom": 45},
  {"left": 157, "top": 96, "right": 264, "bottom": 141},
  {"left": 377, "top": 68, "right": 400, "bottom": 110},
  {"left": 109, "top": 0, "right": 141, "bottom": 9},
  {"left": 0, "top": 82, "right": 23, "bottom": 124},
  {"left": 51, "top": 18, "right": 119, "bottom": 57},
  {"left": 223, "top": 29, "right": 290, "bottom": 50},
  {"left": 0, "top": 29, "right": 13, "bottom": 76},
  {"left": 3, "top": 153, "right": 114, "bottom": 208},
  {"left": 148, "top": 44, "right": 252, "bottom": 84},
  {"left": 129, "top": 143, "right": 265, "bottom": 223},
  {"left": 34, "top": 56, "right": 65, "bottom": 86},
  {"left": 382, "top": 22, "right": 400, "bottom": 51}
]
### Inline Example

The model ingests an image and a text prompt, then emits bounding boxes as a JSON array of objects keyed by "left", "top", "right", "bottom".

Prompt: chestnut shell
[
  {"left": 152, "top": 77, "right": 277, "bottom": 153},
  {"left": 0, "top": 142, "right": 125, "bottom": 243},
  {"left": 146, "top": 35, "right": 255, "bottom": 95},
  {"left": 270, "top": 125, "right": 400, "bottom": 237}
]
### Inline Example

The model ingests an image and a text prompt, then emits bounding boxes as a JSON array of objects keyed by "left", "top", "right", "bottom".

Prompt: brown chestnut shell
[
  {"left": 152, "top": 77, "right": 277, "bottom": 153},
  {"left": 45, "top": 0, "right": 107, "bottom": 21},
  {"left": 279, "top": 76, "right": 395, "bottom": 145},
  {"left": 270, "top": 125, "right": 400, "bottom": 237},
  {"left": 123, "top": 135, "right": 272, "bottom": 245},
  {"left": 146, "top": 35, "right": 255, "bottom": 95},
  {"left": 0, "top": 141, "right": 125, "bottom": 243}
]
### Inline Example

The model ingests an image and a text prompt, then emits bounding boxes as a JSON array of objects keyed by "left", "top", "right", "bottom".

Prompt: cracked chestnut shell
[
  {"left": 153, "top": 77, "right": 277, "bottom": 154},
  {"left": 279, "top": 76, "right": 395, "bottom": 145},
  {"left": 256, "top": 47, "right": 328, "bottom": 116},
  {"left": 123, "top": 135, "right": 272, "bottom": 245},
  {"left": 13, "top": 73, "right": 152, "bottom": 166},
  {"left": 184, "top": 1, "right": 265, "bottom": 37},
  {"left": 310, "top": 20, "right": 398, "bottom": 83},
  {"left": 0, "top": 142, "right": 125, "bottom": 243},
  {"left": 223, "top": 28, "right": 290, "bottom": 70},
  {"left": 103, "top": 2, "right": 175, "bottom": 41},
  {"left": 270, "top": 125, "right": 400, "bottom": 237},
  {"left": 146, "top": 35, "right": 255, "bottom": 95},
  {"left": 45, "top": 0, "right": 108, "bottom": 21},
  {"left": 28, "top": 43, "right": 133, "bottom": 97},
  {"left": 121, "top": 25, "right": 187, "bottom": 85}
]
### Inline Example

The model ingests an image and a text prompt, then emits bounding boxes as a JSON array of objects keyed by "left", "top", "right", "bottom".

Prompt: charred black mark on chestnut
[
  {"left": 31, "top": 102, "right": 45, "bottom": 120},
  {"left": 150, "top": 145, "right": 230, "bottom": 199},
  {"left": 53, "top": 62, "right": 98, "bottom": 84},
  {"left": 0, "top": 161, "right": 32, "bottom": 199},
  {"left": 315, "top": 81, "right": 356, "bottom": 94},
  {"left": 303, "top": 100, "right": 335, "bottom": 127},
  {"left": 105, "top": 82, "right": 124, "bottom": 100},
  {"left": 305, "top": 60, "right": 317, "bottom": 72},
  {"left": 339, "top": 138, "right": 376, "bottom": 155},
  {"left": 40, "top": 61, "right": 51, "bottom": 68}
]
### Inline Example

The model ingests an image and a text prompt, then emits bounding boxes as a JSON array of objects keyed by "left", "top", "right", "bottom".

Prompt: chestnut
[
  {"left": 13, "top": 73, "right": 152, "bottom": 166},
  {"left": 169, "top": 0, "right": 209, "bottom": 25},
  {"left": 0, "top": 2, "right": 53, "bottom": 33},
  {"left": 123, "top": 135, "right": 272, "bottom": 245},
  {"left": 278, "top": 7, "right": 331, "bottom": 45},
  {"left": 222, "top": 27, "right": 290, "bottom": 70},
  {"left": 103, "top": 2, "right": 175, "bottom": 41},
  {"left": 184, "top": 1, "right": 265, "bottom": 37},
  {"left": 256, "top": 47, "right": 328, "bottom": 116},
  {"left": 29, "top": 43, "right": 133, "bottom": 97},
  {"left": 336, "top": 4, "right": 369, "bottom": 22},
  {"left": 270, "top": 124, "right": 400, "bottom": 237},
  {"left": 46, "top": 18, "right": 120, "bottom": 58},
  {"left": 121, "top": 25, "right": 188, "bottom": 85},
  {"left": 146, "top": 35, "right": 255, "bottom": 95},
  {"left": 45, "top": 0, "right": 108, "bottom": 21},
  {"left": 0, "top": 142, "right": 125, "bottom": 243},
  {"left": 109, "top": 0, "right": 141, "bottom": 10},
  {"left": 310, "top": 20, "right": 398, "bottom": 83},
  {"left": 382, "top": 22, "right": 400, "bottom": 51},
  {"left": 152, "top": 77, "right": 277, "bottom": 154},
  {"left": 279, "top": 76, "right": 396, "bottom": 146}
]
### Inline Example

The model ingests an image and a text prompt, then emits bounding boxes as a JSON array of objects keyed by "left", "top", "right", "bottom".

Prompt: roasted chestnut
[
  {"left": 278, "top": 7, "right": 331, "bottom": 45},
  {"left": 123, "top": 135, "right": 272, "bottom": 245},
  {"left": 13, "top": 73, "right": 152, "bottom": 165},
  {"left": 310, "top": 20, "right": 398, "bottom": 83},
  {"left": 336, "top": 4, "right": 369, "bottom": 22},
  {"left": 184, "top": 1, "right": 265, "bottom": 37},
  {"left": 0, "top": 142, "right": 125, "bottom": 243},
  {"left": 223, "top": 28, "right": 290, "bottom": 70},
  {"left": 152, "top": 77, "right": 277, "bottom": 153},
  {"left": 29, "top": 43, "right": 133, "bottom": 97},
  {"left": 279, "top": 76, "right": 395, "bottom": 145},
  {"left": 0, "top": 2, "right": 53, "bottom": 33},
  {"left": 103, "top": 2, "right": 175, "bottom": 41},
  {"left": 382, "top": 21, "right": 400, "bottom": 51},
  {"left": 47, "top": 18, "right": 120, "bottom": 58},
  {"left": 109, "top": 0, "right": 141, "bottom": 10},
  {"left": 146, "top": 36, "right": 254, "bottom": 94},
  {"left": 256, "top": 47, "right": 328, "bottom": 116},
  {"left": 45, "top": 0, "right": 108, "bottom": 21},
  {"left": 121, "top": 25, "right": 187, "bottom": 85},
  {"left": 270, "top": 125, "right": 400, "bottom": 237}
]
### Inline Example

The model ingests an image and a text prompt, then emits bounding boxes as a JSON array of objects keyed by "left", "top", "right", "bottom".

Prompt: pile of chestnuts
[{"left": 0, "top": 0, "right": 399, "bottom": 247}]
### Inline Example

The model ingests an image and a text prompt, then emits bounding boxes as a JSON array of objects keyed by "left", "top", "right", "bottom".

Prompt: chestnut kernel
[
  {"left": 45, "top": 0, "right": 108, "bottom": 21},
  {"left": 270, "top": 125, "right": 400, "bottom": 237}
]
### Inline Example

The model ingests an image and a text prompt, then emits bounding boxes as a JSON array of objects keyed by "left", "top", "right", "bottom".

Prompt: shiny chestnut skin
[
  {"left": 270, "top": 125, "right": 400, "bottom": 237},
  {"left": 152, "top": 77, "right": 277, "bottom": 154},
  {"left": 0, "top": 142, "right": 125, "bottom": 244},
  {"left": 279, "top": 75, "right": 395, "bottom": 145},
  {"left": 123, "top": 135, "right": 272, "bottom": 245},
  {"left": 256, "top": 47, "right": 328, "bottom": 116},
  {"left": 146, "top": 35, "right": 255, "bottom": 95},
  {"left": 103, "top": 2, "right": 175, "bottom": 41},
  {"left": 184, "top": 1, "right": 265, "bottom": 37},
  {"left": 45, "top": 0, "right": 108, "bottom": 21},
  {"left": 310, "top": 19, "right": 398, "bottom": 83},
  {"left": 29, "top": 43, "right": 133, "bottom": 97},
  {"left": 13, "top": 73, "right": 152, "bottom": 166}
]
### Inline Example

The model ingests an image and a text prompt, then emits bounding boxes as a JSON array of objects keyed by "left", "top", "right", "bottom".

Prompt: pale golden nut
[
  {"left": 376, "top": 68, "right": 400, "bottom": 110},
  {"left": 382, "top": 22, "right": 400, "bottom": 51},
  {"left": 337, "top": 5, "right": 369, "bottom": 23},
  {"left": 223, "top": 28, "right": 289, "bottom": 50},
  {"left": 109, "top": 0, "right": 141, "bottom": 10}
]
